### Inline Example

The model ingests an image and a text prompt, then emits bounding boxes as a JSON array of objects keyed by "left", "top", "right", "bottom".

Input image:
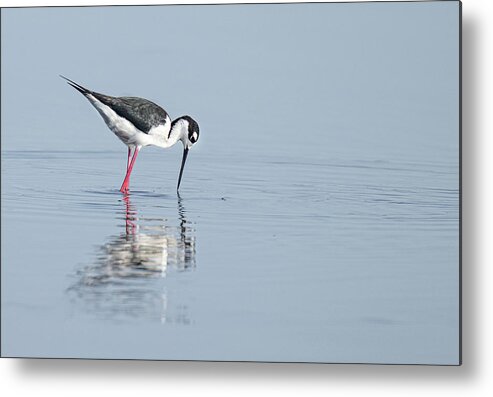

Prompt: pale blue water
[{"left": 1, "top": 2, "right": 460, "bottom": 364}]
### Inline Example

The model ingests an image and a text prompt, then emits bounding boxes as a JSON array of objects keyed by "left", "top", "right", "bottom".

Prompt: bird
[{"left": 60, "top": 75, "right": 200, "bottom": 193}]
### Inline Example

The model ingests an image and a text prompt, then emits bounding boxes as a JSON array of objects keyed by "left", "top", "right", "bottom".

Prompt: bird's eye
[{"left": 189, "top": 131, "right": 199, "bottom": 144}]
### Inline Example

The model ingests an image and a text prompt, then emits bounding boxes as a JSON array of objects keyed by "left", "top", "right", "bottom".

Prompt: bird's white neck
[
  {"left": 168, "top": 119, "right": 189, "bottom": 146},
  {"left": 150, "top": 119, "right": 188, "bottom": 149}
]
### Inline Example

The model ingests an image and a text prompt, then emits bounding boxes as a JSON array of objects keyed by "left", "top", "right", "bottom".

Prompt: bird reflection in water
[
  {"left": 114, "top": 194, "right": 195, "bottom": 275},
  {"left": 68, "top": 193, "right": 196, "bottom": 323}
]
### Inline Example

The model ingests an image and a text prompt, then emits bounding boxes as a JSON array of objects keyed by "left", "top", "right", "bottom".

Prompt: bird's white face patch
[{"left": 191, "top": 131, "right": 198, "bottom": 142}]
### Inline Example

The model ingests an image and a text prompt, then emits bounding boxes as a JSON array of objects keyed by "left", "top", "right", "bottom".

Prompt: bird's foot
[{"left": 119, "top": 184, "right": 129, "bottom": 194}]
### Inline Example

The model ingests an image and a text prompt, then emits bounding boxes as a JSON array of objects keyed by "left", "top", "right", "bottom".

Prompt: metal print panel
[{"left": 0, "top": 1, "right": 461, "bottom": 364}]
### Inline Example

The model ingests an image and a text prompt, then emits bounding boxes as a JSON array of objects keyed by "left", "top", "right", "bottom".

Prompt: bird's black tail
[{"left": 59, "top": 75, "right": 92, "bottom": 96}]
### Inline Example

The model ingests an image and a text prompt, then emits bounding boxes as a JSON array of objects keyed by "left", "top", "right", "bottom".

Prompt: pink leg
[
  {"left": 123, "top": 194, "right": 137, "bottom": 235},
  {"left": 126, "top": 147, "right": 132, "bottom": 170},
  {"left": 120, "top": 147, "right": 140, "bottom": 193}
]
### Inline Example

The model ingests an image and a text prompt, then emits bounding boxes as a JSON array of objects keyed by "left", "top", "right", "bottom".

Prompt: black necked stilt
[{"left": 60, "top": 76, "right": 200, "bottom": 193}]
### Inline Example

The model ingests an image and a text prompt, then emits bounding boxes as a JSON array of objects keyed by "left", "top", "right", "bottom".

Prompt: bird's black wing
[
  {"left": 92, "top": 94, "right": 169, "bottom": 134},
  {"left": 61, "top": 75, "right": 169, "bottom": 134},
  {"left": 60, "top": 75, "right": 92, "bottom": 95}
]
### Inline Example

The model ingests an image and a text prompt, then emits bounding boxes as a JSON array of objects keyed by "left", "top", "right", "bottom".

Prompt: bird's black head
[{"left": 181, "top": 115, "right": 200, "bottom": 147}]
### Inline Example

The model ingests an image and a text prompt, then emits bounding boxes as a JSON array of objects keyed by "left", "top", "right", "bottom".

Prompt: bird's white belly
[
  {"left": 88, "top": 94, "right": 141, "bottom": 146},
  {"left": 87, "top": 95, "right": 173, "bottom": 148}
]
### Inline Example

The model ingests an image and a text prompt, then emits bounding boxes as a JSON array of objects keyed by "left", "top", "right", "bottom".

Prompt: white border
[
  {"left": 0, "top": 0, "right": 413, "bottom": 6},
  {"left": 2, "top": 0, "right": 492, "bottom": 396}
]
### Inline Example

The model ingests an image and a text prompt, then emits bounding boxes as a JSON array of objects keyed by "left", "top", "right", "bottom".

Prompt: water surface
[{"left": 1, "top": 148, "right": 459, "bottom": 363}]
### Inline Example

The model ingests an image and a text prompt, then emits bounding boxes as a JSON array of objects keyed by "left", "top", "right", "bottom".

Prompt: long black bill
[{"left": 177, "top": 147, "right": 189, "bottom": 191}]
